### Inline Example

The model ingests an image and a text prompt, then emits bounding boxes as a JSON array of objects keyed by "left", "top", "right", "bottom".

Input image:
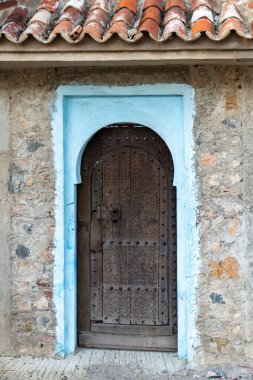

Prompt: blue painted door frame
[{"left": 51, "top": 84, "right": 199, "bottom": 361}]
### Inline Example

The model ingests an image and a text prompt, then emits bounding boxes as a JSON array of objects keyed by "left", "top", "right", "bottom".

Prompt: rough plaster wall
[
  {"left": 1, "top": 66, "right": 253, "bottom": 365},
  {"left": 192, "top": 67, "right": 246, "bottom": 364},
  {"left": 7, "top": 72, "right": 56, "bottom": 356},
  {"left": 242, "top": 70, "right": 253, "bottom": 360},
  {"left": 0, "top": 73, "right": 11, "bottom": 355}
]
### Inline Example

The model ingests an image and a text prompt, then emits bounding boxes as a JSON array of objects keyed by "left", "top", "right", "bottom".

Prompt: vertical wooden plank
[
  {"left": 102, "top": 246, "right": 130, "bottom": 324},
  {"left": 103, "top": 246, "right": 129, "bottom": 285},
  {"left": 102, "top": 147, "right": 131, "bottom": 243},
  {"left": 130, "top": 149, "right": 159, "bottom": 241},
  {"left": 90, "top": 252, "right": 103, "bottom": 321},
  {"left": 142, "top": 288, "right": 159, "bottom": 325},
  {"left": 130, "top": 149, "right": 160, "bottom": 325},
  {"left": 102, "top": 144, "right": 131, "bottom": 324},
  {"left": 158, "top": 133, "right": 177, "bottom": 331},
  {"left": 77, "top": 160, "right": 91, "bottom": 331},
  {"left": 170, "top": 186, "right": 177, "bottom": 332},
  {"left": 103, "top": 289, "right": 131, "bottom": 324},
  {"left": 90, "top": 161, "right": 103, "bottom": 321},
  {"left": 159, "top": 165, "right": 169, "bottom": 325}
]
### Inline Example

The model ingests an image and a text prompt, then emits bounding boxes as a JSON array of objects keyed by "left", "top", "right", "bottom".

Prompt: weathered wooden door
[{"left": 77, "top": 126, "right": 177, "bottom": 351}]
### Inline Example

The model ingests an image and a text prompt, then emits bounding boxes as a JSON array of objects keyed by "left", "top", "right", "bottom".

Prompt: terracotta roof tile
[
  {"left": 24, "top": 20, "right": 45, "bottom": 38},
  {"left": 164, "top": 6, "right": 186, "bottom": 24},
  {"left": 57, "top": 6, "right": 81, "bottom": 24},
  {"left": 85, "top": 8, "right": 107, "bottom": 27},
  {"left": 142, "top": 0, "right": 163, "bottom": 11},
  {"left": 107, "top": 20, "right": 128, "bottom": 37},
  {"left": 220, "top": 2, "right": 242, "bottom": 23},
  {"left": 163, "top": 1, "right": 187, "bottom": 40},
  {"left": 1, "top": 0, "right": 253, "bottom": 43},
  {"left": 140, "top": 6, "right": 161, "bottom": 25},
  {"left": 191, "top": 0, "right": 212, "bottom": 11},
  {"left": 0, "top": 0, "right": 17, "bottom": 11},
  {"left": 89, "top": 0, "right": 109, "bottom": 14},
  {"left": 52, "top": 19, "right": 72, "bottom": 34},
  {"left": 191, "top": 17, "right": 215, "bottom": 39},
  {"left": 138, "top": 18, "right": 160, "bottom": 39},
  {"left": 28, "top": 8, "right": 51, "bottom": 25},
  {"left": 82, "top": 21, "right": 104, "bottom": 41},
  {"left": 62, "top": 0, "right": 85, "bottom": 13},
  {"left": 165, "top": 0, "right": 186, "bottom": 12},
  {"left": 1, "top": 6, "right": 27, "bottom": 41},
  {"left": 39, "top": 0, "right": 59, "bottom": 13},
  {"left": 163, "top": 18, "right": 187, "bottom": 39},
  {"left": 115, "top": 0, "right": 138, "bottom": 14},
  {"left": 111, "top": 8, "right": 134, "bottom": 27},
  {"left": 219, "top": 16, "right": 244, "bottom": 39},
  {"left": 191, "top": 5, "right": 214, "bottom": 23}
]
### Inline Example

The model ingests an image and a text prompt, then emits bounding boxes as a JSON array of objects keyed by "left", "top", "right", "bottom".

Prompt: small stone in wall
[
  {"left": 222, "top": 118, "right": 241, "bottom": 128},
  {"left": 43, "top": 290, "right": 53, "bottom": 299},
  {"left": 225, "top": 92, "right": 239, "bottom": 111},
  {"left": 27, "top": 140, "right": 44, "bottom": 152},
  {"left": 221, "top": 257, "right": 239, "bottom": 278},
  {"left": 8, "top": 165, "right": 24, "bottom": 194},
  {"left": 22, "top": 321, "right": 32, "bottom": 332},
  {"left": 23, "top": 223, "right": 33, "bottom": 234},
  {"left": 212, "top": 337, "right": 229, "bottom": 353},
  {"left": 34, "top": 297, "right": 49, "bottom": 310},
  {"left": 232, "top": 159, "right": 241, "bottom": 167},
  {"left": 206, "top": 370, "right": 225, "bottom": 378},
  {"left": 36, "top": 279, "right": 50, "bottom": 288},
  {"left": 208, "top": 174, "right": 219, "bottom": 186},
  {"left": 210, "top": 293, "right": 225, "bottom": 304},
  {"left": 228, "top": 217, "right": 238, "bottom": 235},
  {"left": 229, "top": 173, "right": 240, "bottom": 184},
  {"left": 18, "top": 115, "right": 26, "bottom": 129},
  {"left": 41, "top": 316, "right": 49, "bottom": 327},
  {"left": 200, "top": 154, "right": 216, "bottom": 168},
  {"left": 16, "top": 244, "right": 30, "bottom": 259},
  {"left": 24, "top": 176, "right": 33, "bottom": 186},
  {"left": 232, "top": 325, "right": 241, "bottom": 334},
  {"left": 212, "top": 242, "right": 221, "bottom": 253},
  {"left": 206, "top": 370, "right": 221, "bottom": 378},
  {"left": 205, "top": 211, "right": 215, "bottom": 220},
  {"left": 210, "top": 257, "right": 239, "bottom": 278},
  {"left": 42, "top": 249, "right": 53, "bottom": 264}
]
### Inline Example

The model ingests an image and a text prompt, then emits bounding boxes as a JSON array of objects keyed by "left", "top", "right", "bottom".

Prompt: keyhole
[{"left": 110, "top": 206, "right": 121, "bottom": 222}]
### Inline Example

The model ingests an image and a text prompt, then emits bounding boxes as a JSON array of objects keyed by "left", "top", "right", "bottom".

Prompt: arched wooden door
[{"left": 77, "top": 126, "right": 177, "bottom": 351}]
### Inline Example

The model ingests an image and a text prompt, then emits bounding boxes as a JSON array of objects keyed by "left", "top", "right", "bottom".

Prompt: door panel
[
  {"left": 101, "top": 147, "right": 161, "bottom": 326},
  {"left": 77, "top": 126, "right": 177, "bottom": 351},
  {"left": 101, "top": 147, "right": 131, "bottom": 325}
]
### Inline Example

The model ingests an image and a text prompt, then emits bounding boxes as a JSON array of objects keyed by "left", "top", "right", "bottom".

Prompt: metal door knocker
[{"left": 110, "top": 206, "right": 121, "bottom": 222}]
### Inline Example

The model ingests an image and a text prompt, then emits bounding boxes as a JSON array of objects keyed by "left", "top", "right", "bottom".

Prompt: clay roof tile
[
  {"left": 115, "top": 0, "right": 138, "bottom": 14},
  {"left": 165, "top": 0, "right": 186, "bottom": 12},
  {"left": 0, "top": 0, "right": 252, "bottom": 43}
]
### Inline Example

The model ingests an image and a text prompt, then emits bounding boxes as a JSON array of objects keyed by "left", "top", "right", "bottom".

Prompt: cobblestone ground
[{"left": 0, "top": 350, "right": 252, "bottom": 380}]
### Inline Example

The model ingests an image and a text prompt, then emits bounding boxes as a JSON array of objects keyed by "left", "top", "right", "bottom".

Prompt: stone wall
[
  {"left": 0, "top": 72, "right": 11, "bottom": 355},
  {"left": 0, "top": 66, "right": 252, "bottom": 365}
]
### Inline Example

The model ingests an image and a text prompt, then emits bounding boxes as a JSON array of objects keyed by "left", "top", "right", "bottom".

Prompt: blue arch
[{"left": 51, "top": 84, "right": 199, "bottom": 362}]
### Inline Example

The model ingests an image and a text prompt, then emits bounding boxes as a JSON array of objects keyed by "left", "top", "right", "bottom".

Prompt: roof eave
[{"left": 1, "top": 34, "right": 253, "bottom": 67}]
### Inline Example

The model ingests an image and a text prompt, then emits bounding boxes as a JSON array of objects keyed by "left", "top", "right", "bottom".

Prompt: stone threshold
[
  {"left": 0, "top": 349, "right": 187, "bottom": 379},
  {"left": 0, "top": 349, "right": 252, "bottom": 379}
]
